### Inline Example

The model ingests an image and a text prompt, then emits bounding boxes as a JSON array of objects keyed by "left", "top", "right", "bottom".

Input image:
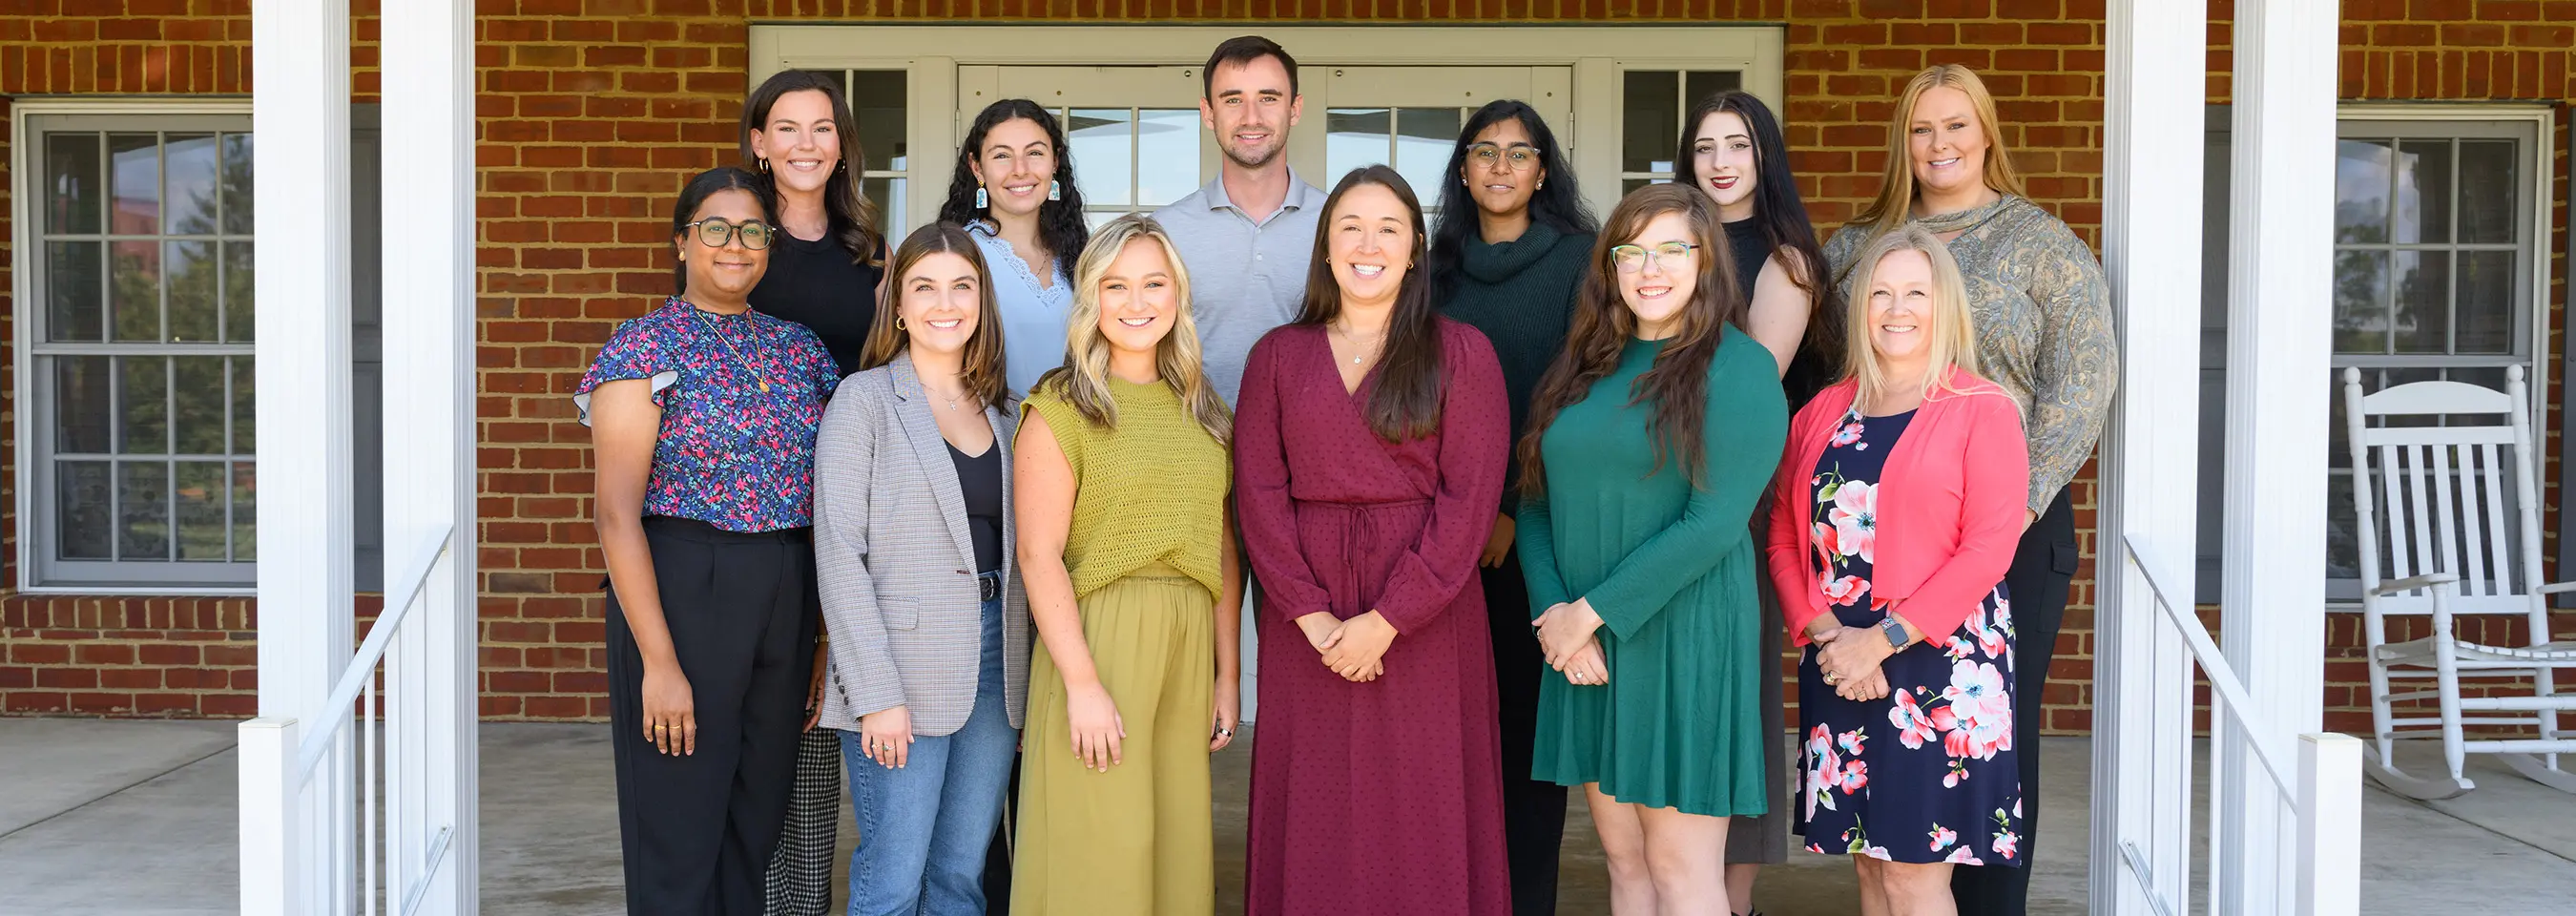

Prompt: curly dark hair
[{"left": 938, "top": 99, "right": 1091, "bottom": 279}]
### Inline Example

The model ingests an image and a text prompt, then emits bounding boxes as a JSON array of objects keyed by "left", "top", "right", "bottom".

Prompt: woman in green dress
[{"left": 1514, "top": 182, "right": 1788, "bottom": 913}]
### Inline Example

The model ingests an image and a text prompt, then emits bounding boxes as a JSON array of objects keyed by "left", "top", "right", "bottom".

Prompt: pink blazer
[{"left": 1765, "top": 368, "right": 2029, "bottom": 647}]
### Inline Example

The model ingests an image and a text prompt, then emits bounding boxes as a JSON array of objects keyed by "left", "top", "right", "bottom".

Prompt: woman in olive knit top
[
  {"left": 1517, "top": 184, "right": 1787, "bottom": 914},
  {"left": 1011, "top": 215, "right": 1241, "bottom": 916},
  {"left": 1426, "top": 99, "right": 1597, "bottom": 916}
]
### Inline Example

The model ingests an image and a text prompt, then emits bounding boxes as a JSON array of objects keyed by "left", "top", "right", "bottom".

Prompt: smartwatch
[{"left": 1879, "top": 617, "right": 1910, "bottom": 651}]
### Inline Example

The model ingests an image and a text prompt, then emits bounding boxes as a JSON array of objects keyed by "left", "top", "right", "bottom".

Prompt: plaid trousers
[{"left": 762, "top": 726, "right": 842, "bottom": 916}]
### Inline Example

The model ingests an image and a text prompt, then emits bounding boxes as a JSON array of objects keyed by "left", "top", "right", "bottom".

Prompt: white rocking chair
[{"left": 2342, "top": 365, "right": 2576, "bottom": 800}]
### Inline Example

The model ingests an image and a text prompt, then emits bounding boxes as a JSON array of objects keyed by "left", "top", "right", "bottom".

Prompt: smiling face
[
  {"left": 1690, "top": 110, "right": 1758, "bottom": 218},
  {"left": 1615, "top": 210, "right": 1700, "bottom": 339},
  {"left": 897, "top": 250, "right": 983, "bottom": 357},
  {"left": 675, "top": 188, "right": 771, "bottom": 301},
  {"left": 1864, "top": 247, "right": 1937, "bottom": 364},
  {"left": 748, "top": 89, "right": 842, "bottom": 197},
  {"left": 968, "top": 116, "right": 1056, "bottom": 220},
  {"left": 1202, "top": 55, "right": 1300, "bottom": 170},
  {"left": 1461, "top": 117, "right": 1543, "bottom": 219},
  {"left": 1326, "top": 182, "right": 1417, "bottom": 307},
  {"left": 1907, "top": 85, "right": 1990, "bottom": 199},
  {"left": 1095, "top": 237, "right": 1180, "bottom": 357}
]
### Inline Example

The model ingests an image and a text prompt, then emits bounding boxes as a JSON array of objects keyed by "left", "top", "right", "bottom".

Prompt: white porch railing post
[
  {"left": 247, "top": 0, "right": 352, "bottom": 911},
  {"left": 382, "top": 0, "right": 481, "bottom": 912},
  {"left": 2223, "top": 0, "right": 2339, "bottom": 911},
  {"left": 2297, "top": 733, "right": 2363, "bottom": 916},
  {"left": 2097, "top": 1, "right": 2207, "bottom": 913}
]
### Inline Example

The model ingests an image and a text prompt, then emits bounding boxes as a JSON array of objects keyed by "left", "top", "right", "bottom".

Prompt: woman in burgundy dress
[{"left": 1234, "top": 165, "right": 1514, "bottom": 916}]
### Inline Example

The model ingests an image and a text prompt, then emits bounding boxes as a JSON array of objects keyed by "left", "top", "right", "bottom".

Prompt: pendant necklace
[
  {"left": 694, "top": 305, "right": 770, "bottom": 393},
  {"left": 1329, "top": 322, "right": 1385, "bottom": 365}
]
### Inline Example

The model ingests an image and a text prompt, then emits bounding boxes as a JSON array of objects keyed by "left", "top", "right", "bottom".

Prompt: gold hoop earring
[
  {"left": 758, "top": 157, "right": 771, "bottom": 173},
  {"left": 895, "top": 316, "right": 906, "bottom": 331}
]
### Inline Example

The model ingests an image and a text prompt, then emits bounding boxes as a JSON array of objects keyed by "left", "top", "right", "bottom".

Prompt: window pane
[
  {"left": 46, "top": 240, "right": 103, "bottom": 342},
  {"left": 1623, "top": 177, "right": 1654, "bottom": 197},
  {"left": 224, "top": 240, "right": 255, "bottom": 343},
  {"left": 2457, "top": 140, "right": 2515, "bottom": 244},
  {"left": 2391, "top": 139, "right": 2450, "bottom": 244},
  {"left": 119, "top": 356, "right": 168, "bottom": 454},
  {"left": 220, "top": 133, "right": 253, "bottom": 235},
  {"left": 167, "top": 240, "right": 218, "bottom": 342},
  {"left": 110, "top": 239, "right": 161, "bottom": 342},
  {"left": 163, "top": 133, "right": 218, "bottom": 235},
  {"left": 232, "top": 356, "right": 256, "bottom": 453},
  {"left": 1621, "top": 71, "right": 1678, "bottom": 174},
  {"left": 861, "top": 177, "right": 904, "bottom": 239},
  {"left": 175, "top": 461, "right": 227, "bottom": 561},
  {"left": 119, "top": 461, "right": 170, "bottom": 560},
  {"left": 1393, "top": 107, "right": 1463, "bottom": 209},
  {"left": 1684, "top": 71, "right": 1742, "bottom": 107},
  {"left": 1135, "top": 109, "right": 1201, "bottom": 208},
  {"left": 2331, "top": 249, "right": 2389, "bottom": 353},
  {"left": 1069, "top": 108, "right": 1134, "bottom": 206},
  {"left": 55, "top": 356, "right": 111, "bottom": 455},
  {"left": 46, "top": 132, "right": 102, "bottom": 234},
  {"left": 2334, "top": 138, "right": 2391, "bottom": 243},
  {"left": 2390, "top": 250, "right": 2447, "bottom": 354},
  {"left": 2455, "top": 249, "right": 2514, "bottom": 354},
  {"left": 232, "top": 461, "right": 258, "bottom": 561},
  {"left": 848, "top": 71, "right": 907, "bottom": 171},
  {"left": 173, "top": 357, "right": 227, "bottom": 455},
  {"left": 2326, "top": 471, "right": 2359, "bottom": 581},
  {"left": 109, "top": 133, "right": 159, "bottom": 233},
  {"left": 57, "top": 461, "right": 113, "bottom": 560},
  {"left": 1325, "top": 108, "right": 1392, "bottom": 183}
]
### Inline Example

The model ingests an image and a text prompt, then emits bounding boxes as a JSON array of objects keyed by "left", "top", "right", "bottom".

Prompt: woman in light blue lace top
[{"left": 939, "top": 98, "right": 1090, "bottom": 394}]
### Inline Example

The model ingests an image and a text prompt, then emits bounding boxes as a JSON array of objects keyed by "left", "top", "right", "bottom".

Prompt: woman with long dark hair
[
  {"left": 1237, "top": 166, "right": 1512, "bottom": 915},
  {"left": 1426, "top": 99, "right": 1596, "bottom": 916},
  {"left": 737, "top": 69, "right": 890, "bottom": 915},
  {"left": 1675, "top": 89, "right": 1841, "bottom": 916},
  {"left": 1517, "top": 183, "right": 1785, "bottom": 915},
  {"left": 581, "top": 166, "right": 840, "bottom": 915},
  {"left": 941, "top": 99, "right": 1092, "bottom": 393}
]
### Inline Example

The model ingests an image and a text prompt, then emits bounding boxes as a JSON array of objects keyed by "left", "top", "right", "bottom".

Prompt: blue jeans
[{"left": 841, "top": 593, "right": 1017, "bottom": 916}]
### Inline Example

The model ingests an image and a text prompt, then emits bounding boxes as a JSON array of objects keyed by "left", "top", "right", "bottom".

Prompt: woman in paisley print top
[
  {"left": 578, "top": 166, "right": 840, "bottom": 916},
  {"left": 1818, "top": 64, "right": 2115, "bottom": 916}
]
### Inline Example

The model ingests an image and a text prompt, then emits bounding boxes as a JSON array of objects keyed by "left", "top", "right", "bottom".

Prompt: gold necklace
[
  {"left": 693, "top": 305, "right": 771, "bottom": 393},
  {"left": 1328, "top": 322, "right": 1386, "bottom": 366}
]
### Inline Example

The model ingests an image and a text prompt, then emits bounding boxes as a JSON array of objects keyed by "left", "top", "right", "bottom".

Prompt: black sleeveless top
[
  {"left": 1721, "top": 216, "right": 1835, "bottom": 407},
  {"left": 748, "top": 231, "right": 883, "bottom": 377}
]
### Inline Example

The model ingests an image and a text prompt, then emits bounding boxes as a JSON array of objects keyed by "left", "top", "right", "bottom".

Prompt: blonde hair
[
  {"left": 1851, "top": 64, "right": 2026, "bottom": 239},
  {"left": 1841, "top": 225, "right": 1986, "bottom": 406},
  {"left": 1036, "top": 214, "right": 1234, "bottom": 444}
]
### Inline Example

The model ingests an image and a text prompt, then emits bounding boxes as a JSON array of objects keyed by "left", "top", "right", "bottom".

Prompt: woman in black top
[
  {"left": 1675, "top": 89, "right": 1841, "bottom": 916},
  {"left": 738, "top": 68, "right": 889, "bottom": 916},
  {"left": 1426, "top": 99, "right": 1597, "bottom": 916}
]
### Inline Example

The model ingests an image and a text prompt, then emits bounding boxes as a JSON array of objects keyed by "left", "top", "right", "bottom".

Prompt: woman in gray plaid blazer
[{"left": 812, "top": 222, "right": 1031, "bottom": 916}]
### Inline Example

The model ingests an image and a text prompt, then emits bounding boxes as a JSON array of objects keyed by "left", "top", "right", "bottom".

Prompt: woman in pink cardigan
[{"left": 1765, "top": 225, "right": 2028, "bottom": 914}]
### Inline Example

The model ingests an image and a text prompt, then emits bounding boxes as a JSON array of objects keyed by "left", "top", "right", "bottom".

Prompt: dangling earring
[
  {"left": 974, "top": 185, "right": 988, "bottom": 210},
  {"left": 1048, "top": 179, "right": 1062, "bottom": 202},
  {"left": 758, "top": 157, "right": 771, "bottom": 173}
]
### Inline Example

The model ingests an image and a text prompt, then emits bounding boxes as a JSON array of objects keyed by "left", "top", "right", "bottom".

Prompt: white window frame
[
  {"left": 12, "top": 97, "right": 256, "bottom": 595},
  {"left": 2194, "top": 102, "right": 2556, "bottom": 604},
  {"left": 748, "top": 24, "right": 1786, "bottom": 234}
]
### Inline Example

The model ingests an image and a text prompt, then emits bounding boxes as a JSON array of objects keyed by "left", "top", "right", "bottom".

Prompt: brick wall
[{"left": 1, "top": 0, "right": 2567, "bottom": 734}]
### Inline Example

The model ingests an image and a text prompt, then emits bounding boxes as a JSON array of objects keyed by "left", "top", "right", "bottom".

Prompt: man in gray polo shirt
[{"left": 1151, "top": 34, "right": 1327, "bottom": 406}]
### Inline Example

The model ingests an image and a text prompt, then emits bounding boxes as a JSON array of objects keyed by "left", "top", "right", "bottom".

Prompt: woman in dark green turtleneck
[{"left": 1427, "top": 99, "right": 1597, "bottom": 916}]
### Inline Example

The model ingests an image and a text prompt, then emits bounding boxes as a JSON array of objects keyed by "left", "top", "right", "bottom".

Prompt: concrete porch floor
[{"left": 0, "top": 719, "right": 2569, "bottom": 914}]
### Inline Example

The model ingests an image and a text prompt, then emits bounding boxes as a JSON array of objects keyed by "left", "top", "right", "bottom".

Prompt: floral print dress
[{"left": 1797, "top": 405, "right": 2025, "bottom": 867}]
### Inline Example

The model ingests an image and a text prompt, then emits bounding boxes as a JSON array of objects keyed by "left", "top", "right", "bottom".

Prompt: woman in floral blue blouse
[{"left": 579, "top": 165, "right": 841, "bottom": 916}]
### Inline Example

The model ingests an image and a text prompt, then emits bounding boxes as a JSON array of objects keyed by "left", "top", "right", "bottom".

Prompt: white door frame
[{"left": 752, "top": 24, "right": 1784, "bottom": 231}]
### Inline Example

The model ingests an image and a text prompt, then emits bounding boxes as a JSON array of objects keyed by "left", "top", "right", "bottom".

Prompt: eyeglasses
[
  {"left": 1609, "top": 241, "right": 1697, "bottom": 274},
  {"left": 682, "top": 218, "right": 775, "bottom": 251},
  {"left": 1465, "top": 142, "right": 1541, "bottom": 172}
]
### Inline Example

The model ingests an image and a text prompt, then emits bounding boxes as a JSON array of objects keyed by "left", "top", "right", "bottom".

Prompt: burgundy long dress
[{"left": 1234, "top": 319, "right": 1514, "bottom": 916}]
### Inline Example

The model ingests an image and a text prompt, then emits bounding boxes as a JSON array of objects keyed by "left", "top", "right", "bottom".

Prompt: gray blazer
[{"left": 813, "top": 352, "right": 1029, "bottom": 735}]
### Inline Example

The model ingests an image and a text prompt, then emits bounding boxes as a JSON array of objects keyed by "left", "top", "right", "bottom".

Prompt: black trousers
[
  {"left": 1484, "top": 549, "right": 1569, "bottom": 916},
  {"left": 609, "top": 516, "right": 819, "bottom": 916},
  {"left": 1950, "top": 489, "right": 2078, "bottom": 916}
]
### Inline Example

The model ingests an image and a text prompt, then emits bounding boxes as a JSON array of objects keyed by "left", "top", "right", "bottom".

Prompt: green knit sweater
[
  {"left": 1020, "top": 376, "right": 1232, "bottom": 600},
  {"left": 1436, "top": 221, "right": 1595, "bottom": 513}
]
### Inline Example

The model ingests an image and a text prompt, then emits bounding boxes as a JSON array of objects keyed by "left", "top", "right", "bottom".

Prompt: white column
[
  {"left": 2093, "top": 1, "right": 2208, "bottom": 914},
  {"left": 381, "top": 0, "right": 478, "bottom": 912},
  {"left": 2221, "top": 0, "right": 2337, "bottom": 912}
]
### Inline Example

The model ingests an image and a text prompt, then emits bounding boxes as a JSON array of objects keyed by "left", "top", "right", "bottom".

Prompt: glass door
[
  {"left": 1302, "top": 67, "right": 1570, "bottom": 218},
  {"left": 959, "top": 66, "right": 1210, "bottom": 229}
]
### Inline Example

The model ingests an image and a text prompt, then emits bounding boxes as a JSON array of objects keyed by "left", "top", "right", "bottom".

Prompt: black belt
[{"left": 977, "top": 570, "right": 1003, "bottom": 602}]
